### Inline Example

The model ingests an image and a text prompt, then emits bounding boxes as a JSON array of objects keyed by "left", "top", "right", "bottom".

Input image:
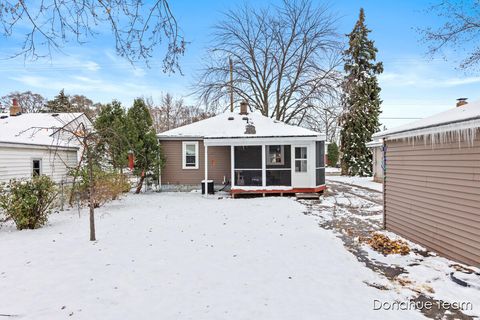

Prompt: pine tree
[
  {"left": 127, "top": 98, "right": 163, "bottom": 193},
  {"left": 95, "top": 100, "right": 129, "bottom": 172},
  {"left": 45, "top": 89, "right": 73, "bottom": 113},
  {"left": 339, "top": 8, "right": 383, "bottom": 176}
]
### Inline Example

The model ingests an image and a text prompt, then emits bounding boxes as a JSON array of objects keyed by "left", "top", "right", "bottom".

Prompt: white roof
[
  {"left": 366, "top": 140, "right": 382, "bottom": 148},
  {"left": 0, "top": 112, "right": 85, "bottom": 149},
  {"left": 374, "top": 101, "right": 480, "bottom": 140},
  {"left": 157, "top": 111, "right": 323, "bottom": 140}
]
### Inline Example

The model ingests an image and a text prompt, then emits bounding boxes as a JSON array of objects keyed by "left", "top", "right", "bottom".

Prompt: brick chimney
[
  {"left": 239, "top": 101, "right": 248, "bottom": 115},
  {"left": 456, "top": 98, "right": 468, "bottom": 108},
  {"left": 10, "top": 98, "right": 21, "bottom": 116}
]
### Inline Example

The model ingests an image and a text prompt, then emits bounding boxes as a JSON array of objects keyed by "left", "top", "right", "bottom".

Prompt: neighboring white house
[
  {"left": 366, "top": 139, "right": 384, "bottom": 183},
  {"left": 0, "top": 100, "right": 91, "bottom": 183}
]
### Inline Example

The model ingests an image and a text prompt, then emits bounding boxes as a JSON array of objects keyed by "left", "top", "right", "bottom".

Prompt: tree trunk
[
  {"left": 87, "top": 147, "right": 96, "bottom": 241},
  {"left": 135, "top": 175, "right": 145, "bottom": 194}
]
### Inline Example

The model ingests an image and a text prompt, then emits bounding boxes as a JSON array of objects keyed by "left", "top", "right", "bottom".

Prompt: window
[
  {"left": 294, "top": 147, "right": 308, "bottom": 172},
  {"left": 182, "top": 141, "right": 199, "bottom": 169},
  {"left": 32, "top": 159, "right": 42, "bottom": 176},
  {"left": 266, "top": 145, "right": 284, "bottom": 165}
]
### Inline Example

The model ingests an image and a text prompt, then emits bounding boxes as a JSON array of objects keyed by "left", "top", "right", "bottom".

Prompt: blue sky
[{"left": 0, "top": 0, "right": 478, "bottom": 129}]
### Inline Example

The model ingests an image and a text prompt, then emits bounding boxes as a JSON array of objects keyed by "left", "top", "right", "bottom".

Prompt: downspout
[{"left": 382, "top": 139, "right": 387, "bottom": 230}]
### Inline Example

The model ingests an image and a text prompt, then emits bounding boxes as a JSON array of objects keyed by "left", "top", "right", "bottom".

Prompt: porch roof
[{"left": 157, "top": 111, "right": 324, "bottom": 140}]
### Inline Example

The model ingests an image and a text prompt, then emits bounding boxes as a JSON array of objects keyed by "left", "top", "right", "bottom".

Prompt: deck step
[{"left": 295, "top": 192, "right": 320, "bottom": 200}]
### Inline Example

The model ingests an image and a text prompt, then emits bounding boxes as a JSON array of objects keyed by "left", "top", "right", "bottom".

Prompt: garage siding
[
  {"left": 160, "top": 140, "right": 231, "bottom": 186},
  {"left": 385, "top": 135, "right": 480, "bottom": 266},
  {"left": 0, "top": 146, "right": 78, "bottom": 183}
]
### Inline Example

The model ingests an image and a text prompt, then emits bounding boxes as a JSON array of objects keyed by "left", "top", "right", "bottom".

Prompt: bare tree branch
[
  {"left": 418, "top": 0, "right": 480, "bottom": 69},
  {"left": 195, "top": 0, "right": 342, "bottom": 124},
  {"left": 0, "top": 0, "right": 186, "bottom": 73}
]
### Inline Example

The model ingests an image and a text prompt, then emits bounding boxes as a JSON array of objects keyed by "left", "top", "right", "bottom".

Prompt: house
[
  {"left": 373, "top": 98, "right": 480, "bottom": 266},
  {"left": 157, "top": 102, "right": 326, "bottom": 197},
  {"left": 366, "top": 139, "right": 384, "bottom": 183},
  {"left": 0, "top": 99, "right": 90, "bottom": 184}
]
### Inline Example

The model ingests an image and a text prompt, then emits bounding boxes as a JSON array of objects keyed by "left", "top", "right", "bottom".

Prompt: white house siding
[{"left": 0, "top": 145, "right": 78, "bottom": 183}]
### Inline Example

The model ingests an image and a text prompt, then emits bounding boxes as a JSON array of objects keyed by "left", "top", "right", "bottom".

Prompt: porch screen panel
[
  {"left": 234, "top": 146, "right": 262, "bottom": 186},
  {"left": 266, "top": 145, "right": 291, "bottom": 186},
  {"left": 316, "top": 168, "right": 325, "bottom": 186},
  {"left": 315, "top": 141, "right": 325, "bottom": 185},
  {"left": 315, "top": 141, "right": 325, "bottom": 167}
]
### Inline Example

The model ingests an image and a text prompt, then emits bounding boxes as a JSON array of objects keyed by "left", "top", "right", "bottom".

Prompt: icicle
[{"left": 384, "top": 119, "right": 480, "bottom": 149}]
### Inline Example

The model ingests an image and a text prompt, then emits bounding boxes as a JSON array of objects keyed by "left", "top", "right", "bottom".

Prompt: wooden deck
[{"left": 230, "top": 185, "right": 326, "bottom": 198}]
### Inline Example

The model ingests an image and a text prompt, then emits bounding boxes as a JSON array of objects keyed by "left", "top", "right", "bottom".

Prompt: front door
[{"left": 291, "top": 146, "right": 309, "bottom": 187}]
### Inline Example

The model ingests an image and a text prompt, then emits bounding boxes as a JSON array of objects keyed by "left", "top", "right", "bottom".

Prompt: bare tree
[
  {"left": 419, "top": 1, "right": 480, "bottom": 69},
  {"left": 146, "top": 94, "right": 214, "bottom": 133},
  {"left": 0, "top": 91, "right": 47, "bottom": 113},
  {"left": 197, "top": 0, "right": 342, "bottom": 124},
  {"left": 0, "top": 0, "right": 185, "bottom": 72},
  {"left": 303, "top": 95, "right": 342, "bottom": 142}
]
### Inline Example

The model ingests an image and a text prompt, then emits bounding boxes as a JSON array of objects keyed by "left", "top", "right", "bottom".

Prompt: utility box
[{"left": 201, "top": 180, "right": 214, "bottom": 195}]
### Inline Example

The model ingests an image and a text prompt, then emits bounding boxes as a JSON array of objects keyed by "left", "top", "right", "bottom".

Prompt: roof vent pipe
[
  {"left": 239, "top": 101, "right": 248, "bottom": 115},
  {"left": 456, "top": 98, "right": 468, "bottom": 108}
]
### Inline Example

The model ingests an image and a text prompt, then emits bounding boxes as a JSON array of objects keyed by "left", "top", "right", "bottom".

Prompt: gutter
[
  {"left": 0, "top": 141, "right": 79, "bottom": 151},
  {"left": 374, "top": 115, "right": 480, "bottom": 139}
]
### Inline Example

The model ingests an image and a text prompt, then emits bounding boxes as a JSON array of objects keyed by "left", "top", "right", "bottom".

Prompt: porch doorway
[{"left": 292, "top": 146, "right": 309, "bottom": 187}]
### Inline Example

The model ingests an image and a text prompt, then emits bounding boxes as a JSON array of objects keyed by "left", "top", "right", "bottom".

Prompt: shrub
[
  {"left": 0, "top": 176, "right": 58, "bottom": 230},
  {"left": 327, "top": 142, "right": 339, "bottom": 167},
  {"left": 74, "top": 169, "right": 130, "bottom": 208}
]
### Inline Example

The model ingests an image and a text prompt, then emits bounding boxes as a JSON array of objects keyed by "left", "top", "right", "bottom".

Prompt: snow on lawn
[
  {"left": 363, "top": 238, "right": 480, "bottom": 318},
  {"left": 327, "top": 175, "right": 383, "bottom": 192},
  {"left": 325, "top": 167, "right": 341, "bottom": 174},
  {"left": 0, "top": 193, "right": 423, "bottom": 320}
]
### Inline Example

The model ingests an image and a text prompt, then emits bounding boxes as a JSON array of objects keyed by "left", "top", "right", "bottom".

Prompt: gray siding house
[
  {"left": 374, "top": 99, "right": 480, "bottom": 266},
  {"left": 157, "top": 103, "right": 326, "bottom": 196}
]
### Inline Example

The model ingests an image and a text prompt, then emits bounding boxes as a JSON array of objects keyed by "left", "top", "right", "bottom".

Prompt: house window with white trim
[
  {"left": 266, "top": 145, "right": 284, "bottom": 165},
  {"left": 294, "top": 147, "right": 308, "bottom": 172},
  {"left": 182, "top": 141, "right": 199, "bottom": 169},
  {"left": 32, "top": 159, "right": 42, "bottom": 176}
]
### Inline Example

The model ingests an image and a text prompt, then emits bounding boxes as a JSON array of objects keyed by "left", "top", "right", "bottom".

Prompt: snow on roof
[
  {"left": 373, "top": 101, "right": 480, "bottom": 141},
  {"left": 0, "top": 112, "right": 85, "bottom": 149},
  {"left": 366, "top": 140, "right": 382, "bottom": 148},
  {"left": 157, "top": 111, "right": 323, "bottom": 139}
]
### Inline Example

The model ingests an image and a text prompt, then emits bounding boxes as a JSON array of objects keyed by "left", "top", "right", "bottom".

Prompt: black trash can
[{"left": 201, "top": 180, "right": 214, "bottom": 195}]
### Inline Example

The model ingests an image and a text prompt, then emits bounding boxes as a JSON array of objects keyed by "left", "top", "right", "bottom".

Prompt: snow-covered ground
[
  {"left": 325, "top": 167, "right": 341, "bottom": 174},
  {"left": 0, "top": 192, "right": 425, "bottom": 320},
  {"left": 327, "top": 175, "right": 383, "bottom": 192},
  {"left": 308, "top": 181, "right": 480, "bottom": 319}
]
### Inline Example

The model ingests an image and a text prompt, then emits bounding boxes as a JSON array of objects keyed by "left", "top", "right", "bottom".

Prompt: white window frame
[
  {"left": 182, "top": 141, "right": 199, "bottom": 169},
  {"left": 32, "top": 158, "right": 42, "bottom": 176},
  {"left": 294, "top": 146, "right": 308, "bottom": 173},
  {"left": 266, "top": 145, "right": 285, "bottom": 166}
]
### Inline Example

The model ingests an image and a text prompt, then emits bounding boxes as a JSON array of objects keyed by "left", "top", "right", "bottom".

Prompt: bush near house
[
  {"left": 0, "top": 176, "right": 58, "bottom": 230},
  {"left": 327, "top": 142, "right": 339, "bottom": 167},
  {"left": 74, "top": 169, "right": 130, "bottom": 208}
]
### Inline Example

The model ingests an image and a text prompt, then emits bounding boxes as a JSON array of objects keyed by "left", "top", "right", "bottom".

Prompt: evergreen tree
[
  {"left": 45, "top": 89, "right": 72, "bottom": 113},
  {"left": 127, "top": 98, "right": 163, "bottom": 193},
  {"left": 339, "top": 8, "right": 383, "bottom": 176},
  {"left": 95, "top": 101, "right": 129, "bottom": 172},
  {"left": 327, "top": 142, "right": 339, "bottom": 167}
]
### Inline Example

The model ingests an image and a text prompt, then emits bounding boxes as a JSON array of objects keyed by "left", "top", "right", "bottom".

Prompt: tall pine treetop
[{"left": 344, "top": 8, "right": 383, "bottom": 80}]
